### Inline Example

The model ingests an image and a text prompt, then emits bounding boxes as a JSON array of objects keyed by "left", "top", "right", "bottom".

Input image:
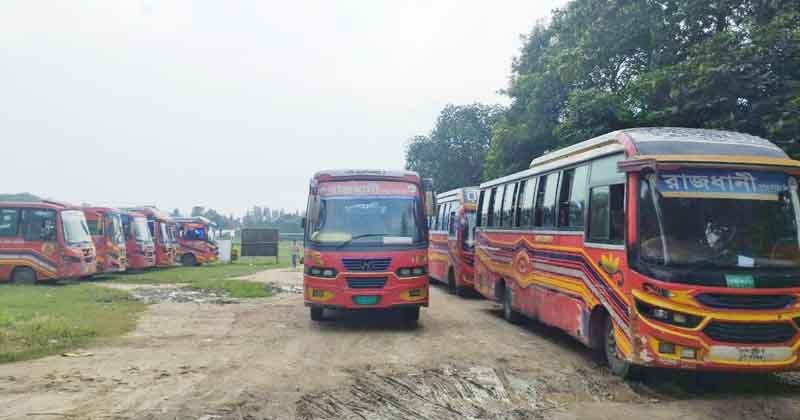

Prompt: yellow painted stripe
[
  {"left": 633, "top": 289, "right": 800, "bottom": 322},
  {"left": 0, "top": 259, "right": 58, "bottom": 278}
]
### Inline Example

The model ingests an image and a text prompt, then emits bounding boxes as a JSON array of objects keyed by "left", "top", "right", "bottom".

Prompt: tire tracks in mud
[{"left": 296, "top": 365, "right": 556, "bottom": 420}]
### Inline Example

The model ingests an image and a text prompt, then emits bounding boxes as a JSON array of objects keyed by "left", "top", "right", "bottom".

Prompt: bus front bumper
[{"left": 304, "top": 275, "right": 429, "bottom": 310}]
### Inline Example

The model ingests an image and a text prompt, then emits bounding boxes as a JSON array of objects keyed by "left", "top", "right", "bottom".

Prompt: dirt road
[{"left": 2, "top": 269, "right": 800, "bottom": 420}]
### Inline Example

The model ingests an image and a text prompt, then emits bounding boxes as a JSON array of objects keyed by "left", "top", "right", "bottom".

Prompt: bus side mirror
[
  {"left": 425, "top": 190, "right": 435, "bottom": 217},
  {"left": 301, "top": 217, "right": 306, "bottom": 228}
]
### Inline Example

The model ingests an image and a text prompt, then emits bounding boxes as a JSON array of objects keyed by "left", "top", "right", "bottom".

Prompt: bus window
[
  {"left": 502, "top": 182, "right": 516, "bottom": 228},
  {"left": 478, "top": 190, "right": 487, "bottom": 227},
  {"left": 448, "top": 205, "right": 460, "bottom": 236},
  {"left": 519, "top": 177, "right": 536, "bottom": 227},
  {"left": 0, "top": 209, "right": 19, "bottom": 237},
  {"left": 21, "top": 209, "right": 56, "bottom": 242},
  {"left": 486, "top": 187, "right": 498, "bottom": 227},
  {"left": 514, "top": 180, "right": 527, "bottom": 227},
  {"left": 588, "top": 184, "right": 625, "bottom": 243},
  {"left": 535, "top": 173, "right": 559, "bottom": 227},
  {"left": 558, "top": 166, "right": 589, "bottom": 228},
  {"left": 492, "top": 185, "right": 505, "bottom": 227},
  {"left": 590, "top": 154, "right": 625, "bottom": 186}
]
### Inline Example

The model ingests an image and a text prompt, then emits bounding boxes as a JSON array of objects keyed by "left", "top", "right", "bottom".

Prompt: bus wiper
[{"left": 336, "top": 233, "right": 388, "bottom": 249}]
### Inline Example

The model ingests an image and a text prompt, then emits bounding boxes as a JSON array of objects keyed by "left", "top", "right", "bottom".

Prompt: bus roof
[
  {"left": 83, "top": 206, "right": 123, "bottom": 214},
  {"left": 481, "top": 128, "right": 798, "bottom": 189},
  {"left": 312, "top": 169, "right": 421, "bottom": 183},
  {"left": 173, "top": 216, "right": 216, "bottom": 227},
  {"left": 123, "top": 206, "right": 173, "bottom": 221},
  {"left": 0, "top": 201, "right": 79, "bottom": 211},
  {"left": 436, "top": 186, "right": 478, "bottom": 201}
]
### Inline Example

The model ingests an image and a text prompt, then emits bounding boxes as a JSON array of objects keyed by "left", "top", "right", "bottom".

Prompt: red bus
[
  {"left": 84, "top": 207, "right": 127, "bottom": 273},
  {"left": 126, "top": 207, "right": 177, "bottom": 267},
  {"left": 120, "top": 210, "right": 156, "bottom": 270},
  {"left": 428, "top": 187, "right": 479, "bottom": 296},
  {"left": 474, "top": 127, "right": 800, "bottom": 377},
  {"left": 0, "top": 201, "right": 96, "bottom": 283},
  {"left": 302, "top": 169, "right": 432, "bottom": 323},
  {"left": 174, "top": 216, "right": 219, "bottom": 266}
]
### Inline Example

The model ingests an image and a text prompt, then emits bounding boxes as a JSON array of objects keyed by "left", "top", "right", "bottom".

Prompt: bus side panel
[{"left": 428, "top": 231, "right": 449, "bottom": 282}]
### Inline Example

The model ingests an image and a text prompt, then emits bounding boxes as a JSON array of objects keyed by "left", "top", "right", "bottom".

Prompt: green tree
[
  {"left": 405, "top": 103, "right": 504, "bottom": 192},
  {"left": 486, "top": 0, "right": 800, "bottom": 177}
]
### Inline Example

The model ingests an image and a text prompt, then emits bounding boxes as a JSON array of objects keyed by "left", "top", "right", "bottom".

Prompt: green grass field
[{"left": 0, "top": 284, "right": 145, "bottom": 363}]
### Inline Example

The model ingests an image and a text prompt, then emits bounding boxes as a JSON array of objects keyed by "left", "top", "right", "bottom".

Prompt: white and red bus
[
  {"left": 0, "top": 201, "right": 96, "bottom": 283},
  {"left": 84, "top": 207, "right": 127, "bottom": 273},
  {"left": 303, "top": 169, "right": 432, "bottom": 323},
  {"left": 174, "top": 216, "right": 219, "bottom": 266},
  {"left": 428, "top": 187, "right": 479, "bottom": 296},
  {"left": 120, "top": 210, "right": 156, "bottom": 270},
  {"left": 475, "top": 127, "right": 800, "bottom": 377}
]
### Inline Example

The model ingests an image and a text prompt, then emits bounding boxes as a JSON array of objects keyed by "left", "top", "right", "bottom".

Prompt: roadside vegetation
[{"left": 0, "top": 284, "right": 145, "bottom": 363}]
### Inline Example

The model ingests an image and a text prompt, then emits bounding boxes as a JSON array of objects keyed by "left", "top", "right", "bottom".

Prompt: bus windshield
[
  {"left": 639, "top": 172, "right": 800, "bottom": 276},
  {"left": 159, "top": 222, "right": 169, "bottom": 244},
  {"left": 464, "top": 210, "right": 477, "bottom": 250},
  {"left": 62, "top": 210, "right": 92, "bottom": 246},
  {"left": 133, "top": 217, "right": 153, "bottom": 243},
  {"left": 109, "top": 213, "right": 125, "bottom": 246},
  {"left": 309, "top": 197, "right": 423, "bottom": 246}
]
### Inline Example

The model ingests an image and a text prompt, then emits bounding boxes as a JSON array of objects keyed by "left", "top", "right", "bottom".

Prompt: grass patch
[
  {"left": 0, "top": 284, "right": 145, "bottom": 363},
  {"left": 184, "top": 279, "right": 272, "bottom": 298}
]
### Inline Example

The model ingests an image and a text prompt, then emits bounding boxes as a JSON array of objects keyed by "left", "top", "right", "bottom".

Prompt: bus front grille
[
  {"left": 347, "top": 278, "right": 388, "bottom": 289},
  {"left": 704, "top": 321, "right": 797, "bottom": 344},
  {"left": 696, "top": 294, "right": 796, "bottom": 310},
  {"left": 342, "top": 258, "right": 391, "bottom": 272}
]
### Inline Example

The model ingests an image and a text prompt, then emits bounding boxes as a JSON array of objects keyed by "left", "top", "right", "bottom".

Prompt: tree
[
  {"left": 486, "top": 0, "right": 800, "bottom": 177},
  {"left": 170, "top": 208, "right": 183, "bottom": 217},
  {"left": 405, "top": 103, "right": 504, "bottom": 192},
  {"left": 190, "top": 206, "right": 205, "bottom": 217}
]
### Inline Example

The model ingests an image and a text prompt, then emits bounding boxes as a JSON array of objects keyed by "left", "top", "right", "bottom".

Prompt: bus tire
[
  {"left": 447, "top": 269, "right": 457, "bottom": 295},
  {"left": 502, "top": 284, "right": 523, "bottom": 324},
  {"left": 11, "top": 267, "right": 37, "bottom": 284},
  {"left": 310, "top": 306, "right": 324, "bottom": 321},
  {"left": 402, "top": 306, "right": 420, "bottom": 323},
  {"left": 181, "top": 253, "right": 198, "bottom": 267},
  {"left": 603, "top": 316, "right": 641, "bottom": 379}
]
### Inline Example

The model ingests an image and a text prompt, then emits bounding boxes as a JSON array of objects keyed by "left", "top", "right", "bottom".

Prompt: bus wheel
[
  {"left": 11, "top": 267, "right": 37, "bottom": 284},
  {"left": 402, "top": 306, "right": 420, "bottom": 324},
  {"left": 604, "top": 317, "right": 641, "bottom": 379},
  {"left": 310, "top": 306, "right": 324, "bottom": 321},
  {"left": 447, "top": 269, "right": 457, "bottom": 295},
  {"left": 503, "top": 285, "right": 523, "bottom": 324},
  {"left": 181, "top": 254, "right": 198, "bottom": 267}
]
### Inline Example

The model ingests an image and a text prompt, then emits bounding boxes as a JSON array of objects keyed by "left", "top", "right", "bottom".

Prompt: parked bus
[
  {"left": 84, "top": 207, "right": 127, "bottom": 273},
  {"left": 302, "top": 169, "right": 432, "bottom": 323},
  {"left": 120, "top": 210, "right": 156, "bottom": 270},
  {"left": 0, "top": 201, "right": 96, "bottom": 283},
  {"left": 126, "top": 207, "right": 177, "bottom": 267},
  {"left": 174, "top": 216, "right": 219, "bottom": 266},
  {"left": 474, "top": 127, "right": 800, "bottom": 377},
  {"left": 428, "top": 187, "right": 479, "bottom": 296}
]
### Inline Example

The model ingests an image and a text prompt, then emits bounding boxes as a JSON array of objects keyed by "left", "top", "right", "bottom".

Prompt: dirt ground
[{"left": 2, "top": 268, "right": 800, "bottom": 420}]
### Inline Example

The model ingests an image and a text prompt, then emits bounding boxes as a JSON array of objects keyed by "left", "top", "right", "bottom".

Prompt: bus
[
  {"left": 120, "top": 210, "right": 156, "bottom": 270},
  {"left": 174, "top": 216, "right": 219, "bottom": 266},
  {"left": 0, "top": 201, "right": 96, "bottom": 283},
  {"left": 428, "top": 187, "right": 479, "bottom": 296},
  {"left": 474, "top": 127, "right": 800, "bottom": 377},
  {"left": 84, "top": 207, "right": 127, "bottom": 273},
  {"left": 126, "top": 207, "right": 177, "bottom": 267},
  {"left": 302, "top": 169, "right": 432, "bottom": 323}
]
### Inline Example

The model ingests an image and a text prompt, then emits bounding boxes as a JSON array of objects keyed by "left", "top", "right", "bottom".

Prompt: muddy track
[{"left": 2, "top": 269, "right": 800, "bottom": 420}]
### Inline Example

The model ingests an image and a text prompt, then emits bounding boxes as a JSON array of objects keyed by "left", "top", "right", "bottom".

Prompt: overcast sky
[{"left": 1, "top": 0, "right": 565, "bottom": 216}]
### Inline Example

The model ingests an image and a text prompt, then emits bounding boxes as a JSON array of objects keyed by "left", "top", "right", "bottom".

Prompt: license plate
[
  {"left": 312, "top": 289, "right": 325, "bottom": 298},
  {"left": 353, "top": 295, "right": 380, "bottom": 305},
  {"left": 737, "top": 347, "right": 767, "bottom": 362}
]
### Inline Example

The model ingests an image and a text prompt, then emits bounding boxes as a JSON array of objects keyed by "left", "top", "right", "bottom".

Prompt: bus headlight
[
  {"left": 397, "top": 266, "right": 426, "bottom": 278},
  {"left": 635, "top": 299, "right": 703, "bottom": 328},
  {"left": 305, "top": 266, "right": 337, "bottom": 278}
]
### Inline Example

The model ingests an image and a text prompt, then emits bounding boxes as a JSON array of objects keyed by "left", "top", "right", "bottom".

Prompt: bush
[{"left": 231, "top": 246, "right": 240, "bottom": 262}]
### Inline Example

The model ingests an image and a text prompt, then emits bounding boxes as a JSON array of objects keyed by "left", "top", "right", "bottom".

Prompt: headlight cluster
[
  {"left": 305, "top": 266, "right": 337, "bottom": 278},
  {"left": 396, "top": 267, "right": 426, "bottom": 277},
  {"left": 636, "top": 299, "right": 703, "bottom": 328}
]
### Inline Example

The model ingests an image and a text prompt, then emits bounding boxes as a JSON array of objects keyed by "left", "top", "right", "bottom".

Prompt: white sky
[{"left": 0, "top": 0, "right": 565, "bottom": 216}]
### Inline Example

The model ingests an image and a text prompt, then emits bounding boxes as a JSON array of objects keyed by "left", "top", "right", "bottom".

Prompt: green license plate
[{"left": 353, "top": 295, "right": 380, "bottom": 305}]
